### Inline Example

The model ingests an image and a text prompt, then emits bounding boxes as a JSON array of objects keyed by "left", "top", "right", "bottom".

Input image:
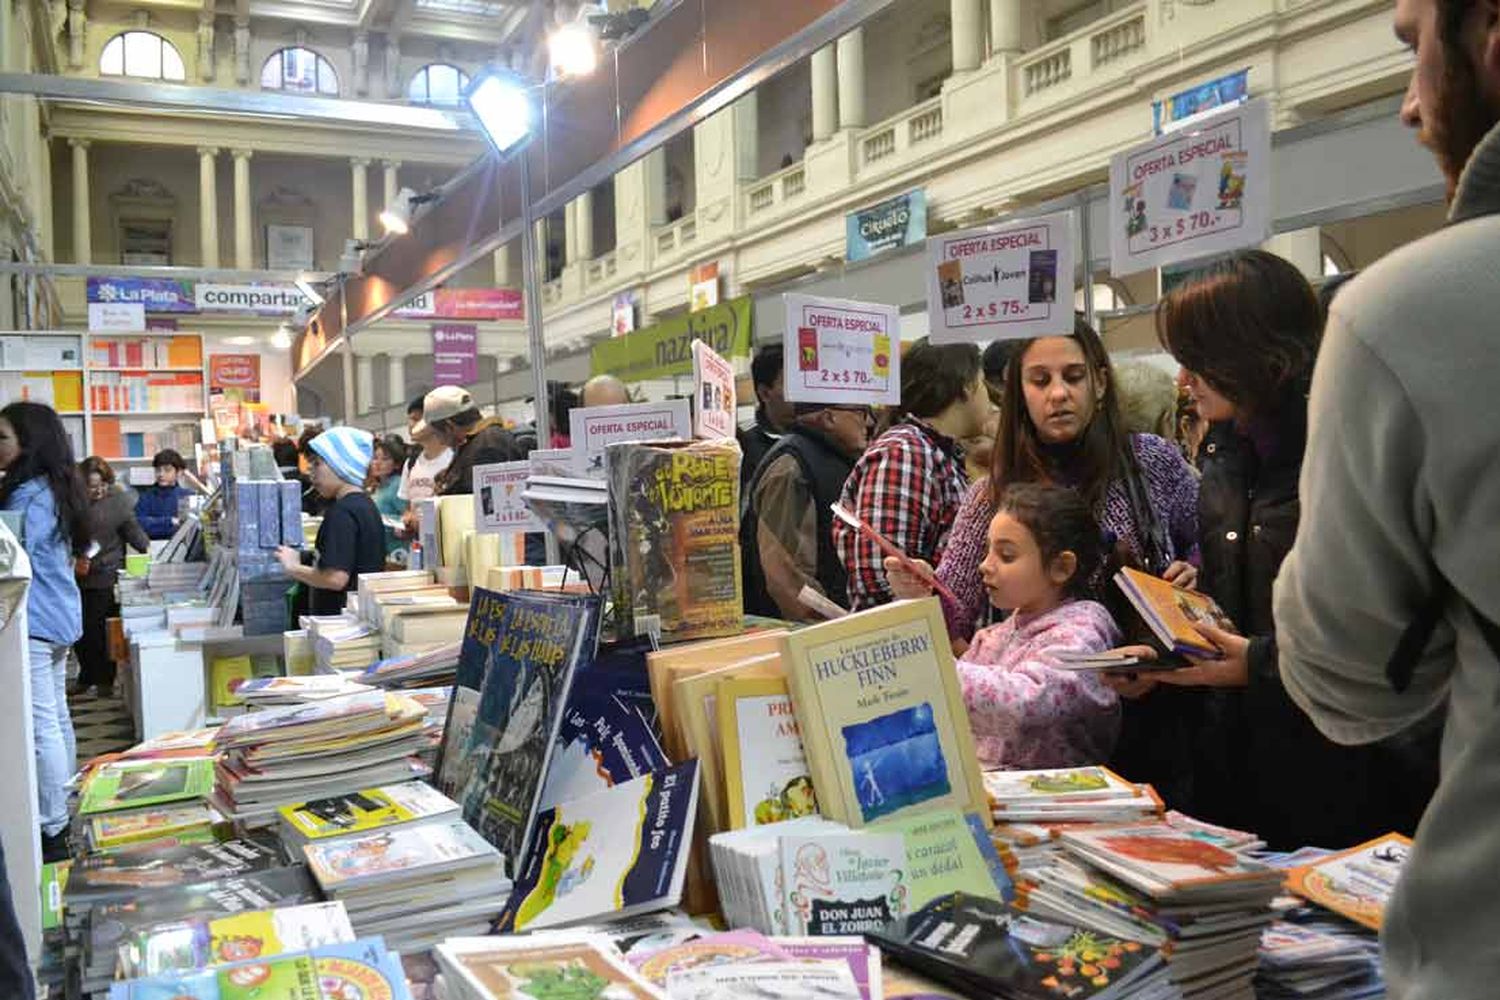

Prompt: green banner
[{"left": 591, "top": 295, "right": 753, "bottom": 381}]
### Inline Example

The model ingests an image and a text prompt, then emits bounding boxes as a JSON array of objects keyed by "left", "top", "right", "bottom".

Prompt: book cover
[
  {"left": 605, "top": 438, "right": 743, "bottom": 644},
  {"left": 66, "top": 838, "right": 286, "bottom": 905},
  {"left": 498, "top": 760, "right": 700, "bottom": 932},
  {"left": 780, "top": 598, "right": 990, "bottom": 828},
  {"left": 439, "top": 936, "right": 662, "bottom": 1000},
  {"left": 717, "top": 675, "right": 818, "bottom": 829},
  {"left": 1061, "top": 823, "right": 1280, "bottom": 893},
  {"left": 40, "top": 861, "right": 67, "bottom": 932},
  {"left": 1115, "top": 567, "right": 1237, "bottom": 658},
  {"left": 1285, "top": 832, "right": 1410, "bottom": 931},
  {"left": 457, "top": 590, "right": 601, "bottom": 870},
  {"left": 79, "top": 758, "right": 215, "bottom": 816},
  {"left": 90, "top": 803, "right": 218, "bottom": 849},
  {"left": 538, "top": 688, "right": 669, "bottom": 811},
  {"left": 435, "top": 588, "right": 512, "bottom": 795},
  {"left": 107, "top": 938, "right": 409, "bottom": 1000},
  {"left": 666, "top": 960, "right": 860, "bottom": 1000},
  {"left": 775, "top": 939, "right": 881, "bottom": 1000},
  {"left": 984, "top": 766, "right": 1140, "bottom": 806},
  {"left": 629, "top": 930, "right": 789, "bottom": 989},
  {"left": 645, "top": 631, "right": 788, "bottom": 761},
  {"left": 119, "top": 901, "right": 355, "bottom": 979},
  {"left": 674, "top": 653, "right": 783, "bottom": 834},
  {"left": 215, "top": 691, "right": 393, "bottom": 749},
  {"left": 279, "top": 782, "right": 459, "bottom": 842},
  {"left": 871, "top": 808, "right": 1010, "bottom": 910},
  {"left": 302, "top": 819, "right": 502, "bottom": 892},
  {"left": 780, "top": 831, "right": 909, "bottom": 935}
]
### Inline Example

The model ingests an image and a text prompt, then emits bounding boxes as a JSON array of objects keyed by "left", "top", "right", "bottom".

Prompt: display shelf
[
  {"left": 93, "top": 410, "right": 204, "bottom": 417},
  {"left": 0, "top": 366, "right": 82, "bottom": 372},
  {"left": 87, "top": 366, "right": 205, "bottom": 373},
  {"left": 98, "top": 455, "right": 163, "bottom": 462}
]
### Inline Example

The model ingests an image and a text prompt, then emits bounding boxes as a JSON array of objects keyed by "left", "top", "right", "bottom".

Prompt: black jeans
[
  {"left": 0, "top": 840, "right": 35, "bottom": 1000},
  {"left": 72, "top": 588, "right": 116, "bottom": 689}
]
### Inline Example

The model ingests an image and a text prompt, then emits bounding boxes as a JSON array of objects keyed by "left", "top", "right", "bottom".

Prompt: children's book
[
  {"left": 209, "top": 655, "right": 253, "bottom": 709},
  {"left": 645, "top": 630, "right": 788, "bottom": 761},
  {"left": 79, "top": 758, "right": 215, "bottom": 816},
  {"left": 1285, "top": 832, "right": 1411, "bottom": 931},
  {"left": 537, "top": 687, "right": 669, "bottom": 811},
  {"left": 106, "top": 938, "right": 410, "bottom": 1000},
  {"left": 1060, "top": 822, "right": 1282, "bottom": 898},
  {"left": 498, "top": 760, "right": 700, "bottom": 932},
  {"left": 215, "top": 691, "right": 395, "bottom": 749},
  {"left": 871, "top": 808, "right": 1011, "bottom": 910},
  {"left": 1114, "top": 566, "right": 1238, "bottom": 659},
  {"left": 278, "top": 781, "right": 459, "bottom": 845},
  {"left": 117, "top": 901, "right": 355, "bottom": 979},
  {"left": 673, "top": 653, "right": 783, "bottom": 833},
  {"left": 780, "top": 598, "right": 990, "bottom": 829},
  {"left": 984, "top": 766, "right": 1140, "bottom": 806},
  {"left": 436, "top": 935, "right": 662, "bottom": 1000},
  {"left": 65, "top": 838, "right": 286, "bottom": 907},
  {"left": 775, "top": 938, "right": 883, "bottom": 1000},
  {"left": 666, "top": 959, "right": 861, "bottom": 1000},
  {"left": 303, "top": 819, "right": 503, "bottom": 893},
  {"left": 779, "top": 831, "right": 909, "bottom": 935},
  {"left": 89, "top": 802, "right": 219, "bottom": 850},
  {"left": 717, "top": 674, "right": 819, "bottom": 829},
  {"left": 628, "top": 929, "right": 789, "bottom": 989},
  {"left": 39, "top": 861, "right": 68, "bottom": 932}
]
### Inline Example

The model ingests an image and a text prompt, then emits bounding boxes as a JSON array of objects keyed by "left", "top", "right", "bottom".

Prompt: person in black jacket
[
  {"left": 737, "top": 344, "right": 794, "bottom": 494},
  {"left": 71, "top": 457, "right": 149, "bottom": 698},
  {"left": 1110, "top": 250, "right": 1438, "bottom": 849},
  {"left": 423, "top": 386, "right": 525, "bottom": 496}
]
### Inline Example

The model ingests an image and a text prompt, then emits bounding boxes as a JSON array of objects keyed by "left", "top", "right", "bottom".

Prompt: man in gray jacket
[{"left": 1275, "top": 1, "right": 1500, "bottom": 997}]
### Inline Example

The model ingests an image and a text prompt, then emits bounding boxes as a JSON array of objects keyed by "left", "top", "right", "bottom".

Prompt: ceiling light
[
  {"left": 548, "top": 22, "right": 599, "bottom": 79},
  {"left": 270, "top": 325, "right": 293, "bottom": 350},
  {"left": 223, "top": 335, "right": 256, "bottom": 346},
  {"left": 294, "top": 276, "right": 325, "bottom": 306},
  {"left": 464, "top": 70, "right": 535, "bottom": 155}
]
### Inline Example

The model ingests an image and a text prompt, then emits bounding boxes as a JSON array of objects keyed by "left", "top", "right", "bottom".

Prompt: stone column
[
  {"left": 387, "top": 353, "right": 407, "bottom": 410},
  {"left": 988, "top": 0, "right": 1023, "bottom": 56},
  {"left": 836, "top": 28, "right": 866, "bottom": 130},
  {"left": 69, "top": 139, "right": 89, "bottom": 265},
  {"left": 232, "top": 149, "right": 253, "bottom": 269},
  {"left": 350, "top": 159, "right": 370, "bottom": 240},
  {"left": 811, "top": 45, "right": 838, "bottom": 141},
  {"left": 572, "top": 190, "right": 593, "bottom": 262},
  {"left": 533, "top": 218, "right": 547, "bottom": 274},
  {"left": 356, "top": 355, "right": 374, "bottom": 415},
  {"left": 233, "top": 17, "right": 250, "bottom": 84},
  {"left": 951, "top": 0, "right": 984, "bottom": 74},
  {"left": 382, "top": 160, "right": 401, "bottom": 216},
  {"left": 197, "top": 147, "right": 220, "bottom": 268}
]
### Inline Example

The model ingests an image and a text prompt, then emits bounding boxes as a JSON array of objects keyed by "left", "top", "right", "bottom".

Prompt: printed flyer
[
  {"left": 782, "top": 293, "right": 900, "bottom": 406},
  {"left": 924, "top": 211, "right": 1076, "bottom": 344}
]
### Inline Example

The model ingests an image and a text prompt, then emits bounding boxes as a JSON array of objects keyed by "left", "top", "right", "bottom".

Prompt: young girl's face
[
  {"left": 978, "top": 510, "right": 1077, "bottom": 614},
  {"left": 0, "top": 418, "right": 17, "bottom": 471}
]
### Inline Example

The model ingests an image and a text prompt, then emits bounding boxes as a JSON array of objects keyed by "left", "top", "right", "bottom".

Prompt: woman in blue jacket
[
  {"left": 0, "top": 402, "right": 86, "bottom": 861},
  {"left": 136, "top": 448, "right": 190, "bottom": 540}
]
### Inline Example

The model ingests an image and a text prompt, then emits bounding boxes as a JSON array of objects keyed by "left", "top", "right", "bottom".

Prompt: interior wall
[
  {"left": 865, "top": 0, "right": 952, "bottom": 123},
  {"left": 756, "top": 61, "right": 812, "bottom": 177}
]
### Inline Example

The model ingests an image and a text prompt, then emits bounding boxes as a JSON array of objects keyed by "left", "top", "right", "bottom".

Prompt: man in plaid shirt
[{"left": 834, "top": 340, "right": 993, "bottom": 610}]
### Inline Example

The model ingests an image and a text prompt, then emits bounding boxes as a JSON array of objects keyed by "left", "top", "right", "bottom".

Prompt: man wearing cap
[
  {"left": 275, "top": 427, "right": 386, "bottom": 615},
  {"left": 423, "top": 385, "right": 526, "bottom": 496}
]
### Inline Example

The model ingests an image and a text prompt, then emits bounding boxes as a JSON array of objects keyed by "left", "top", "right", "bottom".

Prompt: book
[
  {"left": 210, "top": 654, "right": 254, "bottom": 709},
  {"left": 629, "top": 930, "right": 789, "bottom": 989},
  {"left": 78, "top": 759, "right": 216, "bottom": 816},
  {"left": 983, "top": 766, "right": 1164, "bottom": 824},
  {"left": 537, "top": 687, "right": 670, "bottom": 811},
  {"left": 89, "top": 803, "right": 220, "bottom": 851},
  {"left": 116, "top": 901, "right": 355, "bottom": 979},
  {"left": 667, "top": 960, "right": 861, "bottom": 1000},
  {"left": 780, "top": 831, "right": 909, "bottom": 935},
  {"left": 645, "top": 630, "right": 788, "bottom": 761},
  {"left": 453, "top": 590, "right": 601, "bottom": 871},
  {"left": 1060, "top": 822, "right": 1282, "bottom": 900},
  {"left": 435, "top": 588, "right": 509, "bottom": 794},
  {"left": 871, "top": 808, "right": 1011, "bottom": 910},
  {"left": 235, "top": 676, "right": 374, "bottom": 705},
  {"left": 302, "top": 818, "right": 504, "bottom": 894},
  {"left": 1114, "top": 566, "right": 1238, "bottom": 659},
  {"left": 106, "top": 938, "right": 410, "bottom": 1000},
  {"left": 1285, "top": 832, "right": 1411, "bottom": 931},
  {"left": 673, "top": 653, "right": 783, "bottom": 833},
  {"left": 436, "top": 935, "right": 662, "bottom": 1000},
  {"left": 389, "top": 607, "right": 470, "bottom": 646},
  {"left": 775, "top": 938, "right": 882, "bottom": 1000},
  {"left": 707, "top": 816, "right": 850, "bottom": 935},
  {"left": 716, "top": 674, "right": 818, "bottom": 829},
  {"left": 605, "top": 438, "right": 743, "bottom": 643},
  {"left": 66, "top": 838, "right": 286, "bottom": 907},
  {"left": 780, "top": 598, "right": 990, "bottom": 828},
  {"left": 498, "top": 760, "right": 700, "bottom": 932},
  {"left": 278, "top": 781, "right": 460, "bottom": 845}
]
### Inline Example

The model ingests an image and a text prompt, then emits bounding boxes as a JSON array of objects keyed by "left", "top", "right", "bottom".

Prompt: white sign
[
  {"left": 266, "top": 224, "right": 314, "bottom": 270},
  {"left": 87, "top": 302, "right": 145, "bottom": 332},
  {"left": 195, "top": 283, "right": 301, "bottom": 314},
  {"left": 1109, "top": 97, "right": 1271, "bottom": 275},
  {"left": 691, "top": 339, "right": 737, "bottom": 440},
  {"left": 473, "top": 460, "right": 543, "bottom": 535},
  {"left": 568, "top": 399, "right": 692, "bottom": 479},
  {"left": 925, "top": 211, "right": 1075, "bottom": 344},
  {"left": 782, "top": 293, "right": 901, "bottom": 406},
  {"left": 393, "top": 291, "right": 436, "bottom": 318}
]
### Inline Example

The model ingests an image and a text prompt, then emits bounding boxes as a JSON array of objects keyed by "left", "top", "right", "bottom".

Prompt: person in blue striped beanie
[{"left": 275, "top": 426, "right": 387, "bottom": 614}]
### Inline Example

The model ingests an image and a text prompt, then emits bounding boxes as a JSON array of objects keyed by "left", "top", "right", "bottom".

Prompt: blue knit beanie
[{"left": 309, "top": 427, "right": 374, "bottom": 487}]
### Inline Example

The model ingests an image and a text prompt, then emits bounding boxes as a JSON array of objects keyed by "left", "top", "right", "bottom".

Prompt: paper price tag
[
  {"left": 783, "top": 294, "right": 901, "bottom": 406},
  {"left": 691, "top": 339, "right": 737, "bottom": 440},
  {"left": 474, "top": 461, "right": 542, "bottom": 535},
  {"left": 925, "top": 211, "right": 1075, "bottom": 343}
]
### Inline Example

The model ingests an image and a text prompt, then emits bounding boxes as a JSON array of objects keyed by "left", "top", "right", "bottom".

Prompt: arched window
[
  {"left": 408, "top": 63, "right": 469, "bottom": 106},
  {"left": 99, "top": 32, "right": 186, "bottom": 82},
  {"left": 261, "top": 47, "right": 339, "bottom": 96}
]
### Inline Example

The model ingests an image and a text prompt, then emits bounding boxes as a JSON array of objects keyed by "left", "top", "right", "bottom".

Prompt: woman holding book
[
  {"left": 71, "top": 456, "right": 150, "bottom": 699},
  {"left": 1115, "top": 250, "right": 1438, "bottom": 848},
  {"left": 0, "top": 402, "right": 86, "bottom": 861}
]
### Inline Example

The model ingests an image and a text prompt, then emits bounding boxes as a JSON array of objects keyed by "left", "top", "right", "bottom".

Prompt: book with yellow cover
[
  {"left": 89, "top": 802, "right": 219, "bottom": 849},
  {"left": 646, "top": 630, "right": 787, "bottom": 761},
  {"left": 1114, "top": 567, "right": 1237, "bottom": 659},
  {"left": 210, "top": 655, "right": 254, "bottom": 709},
  {"left": 780, "top": 598, "right": 989, "bottom": 829},
  {"left": 674, "top": 654, "right": 783, "bottom": 834},
  {"left": 278, "top": 780, "right": 460, "bottom": 846},
  {"left": 717, "top": 675, "right": 818, "bottom": 829}
]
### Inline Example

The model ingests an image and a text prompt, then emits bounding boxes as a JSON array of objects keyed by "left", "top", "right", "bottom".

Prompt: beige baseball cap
[
  {"left": 410, "top": 419, "right": 431, "bottom": 439},
  {"left": 423, "top": 385, "right": 478, "bottom": 424}
]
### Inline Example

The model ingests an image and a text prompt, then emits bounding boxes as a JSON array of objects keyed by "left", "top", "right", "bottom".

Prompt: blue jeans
[{"left": 28, "top": 639, "right": 74, "bottom": 836}]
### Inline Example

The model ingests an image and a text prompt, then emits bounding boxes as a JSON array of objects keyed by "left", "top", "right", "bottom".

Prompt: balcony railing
[
  {"left": 542, "top": 277, "right": 564, "bottom": 307},
  {"left": 652, "top": 213, "right": 698, "bottom": 262},
  {"left": 746, "top": 161, "right": 809, "bottom": 218},
  {"left": 585, "top": 250, "right": 619, "bottom": 288},
  {"left": 858, "top": 96, "right": 945, "bottom": 171},
  {"left": 1017, "top": 1, "right": 1148, "bottom": 104}
]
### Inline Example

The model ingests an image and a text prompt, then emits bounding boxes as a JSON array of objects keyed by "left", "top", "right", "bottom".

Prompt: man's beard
[{"left": 1425, "top": 44, "right": 1500, "bottom": 201}]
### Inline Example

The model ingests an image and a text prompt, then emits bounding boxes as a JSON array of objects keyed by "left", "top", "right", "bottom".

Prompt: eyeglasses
[{"left": 828, "top": 406, "right": 877, "bottom": 433}]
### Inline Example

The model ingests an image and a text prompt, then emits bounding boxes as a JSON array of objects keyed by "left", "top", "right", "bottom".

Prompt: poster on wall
[
  {"left": 209, "top": 354, "right": 262, "bottom": 403},
  {"left": 924, "top": 211, "right": 1075, "bottom": 344},
  {"left": 568, "top": 400, "right": 692, "bottom": 479},
  {"left": 1110, "top": 97, "right": 1271, "bottom": 275},
  {"left": 691, "top": 339, "right": 736, "bottom": 440},
  {"left": 473, "top": 460, "right": 543, "bottom": 535},
  {"left": 87, "top": 302, "right": 145, "bottom": 332},
  {"left": 847, "top": 189, "right": 927, "bottom": 262},
  {"left": 394, "top": 288, "right": 524, "bottom": 321},
  {"left": 689, "top": 261, "right": 720, "bottom": 312},
  {"left": 266, "top": 224, "right": 315, "bottom": 270},
  {"left": 782, "top": 293, "right": 900, "bottom": 407},
  {"left": 612, "top": 290, "right": 639, "bottom": 337},
  {"left": 432, "top": 324, "right": 478, "bottom": 384}
]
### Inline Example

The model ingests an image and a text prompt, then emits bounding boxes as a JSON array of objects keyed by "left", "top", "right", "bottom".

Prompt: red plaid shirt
[{"left": 833, "top": 417, "right": 970, "bottom": 611}]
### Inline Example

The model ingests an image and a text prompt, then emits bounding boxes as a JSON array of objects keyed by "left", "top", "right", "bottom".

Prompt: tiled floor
[{"left": 69, "top": 687, "right": 136, "bottom": 762}]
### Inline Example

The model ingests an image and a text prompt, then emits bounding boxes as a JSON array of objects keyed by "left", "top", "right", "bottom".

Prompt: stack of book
[
  {"left": 302, "top": 819, "right": 512, "bottom": 951},
  {"left": 985, "top": 766, "right": 1165, "bottom": 824},
  {"left": 359, "top": 641, "right": 462, "bottom": 688},
  {"left": 307, "top": 616, "right": 383, "bottom": 673},
  {"left": 77, "top": 758, "right": 219, "bottom": 852},
  {"left": 235, "top": 674, "right": 375, "bottom": 706},
  {"left": 106, "top": 937, "right": 412, "bottom": 1000},
  {"left": 112, "top": 900, "right": 355, "bottom": 980},
  {"left": 277, "top": 780, "right": 461, "bottom": 848},
  {"left": 381, "top": 602, "right": 469, "bottom": 659},
  {"left": 213, "top": 691, "right": 430, "bottom": 824}
]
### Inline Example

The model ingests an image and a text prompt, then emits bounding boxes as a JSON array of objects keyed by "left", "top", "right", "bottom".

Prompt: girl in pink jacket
[{"left": 957, "top": 483, "right": 1121, "bottom": 769}]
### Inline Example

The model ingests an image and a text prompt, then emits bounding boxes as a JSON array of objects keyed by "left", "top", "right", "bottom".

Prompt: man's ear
[{"left": 1049, "top": 550, "right": 1079, "bottom": 588}]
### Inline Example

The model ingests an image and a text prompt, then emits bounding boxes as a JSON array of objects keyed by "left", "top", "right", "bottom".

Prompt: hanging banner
[
  {"left": 1110, "top": 98, "right": 1272, "bottom": 275},
  {"left": 209, "top": 354, "right": 261, "bottom": 392},
  {"left": 474, "top": 460, "right": 543, "bottom": 535},
  {"left": 569, "top": 399, "right": 692, "bottom": 479},
  {"left": 394, "top": 288, "right": 524, "bottom": 321},
  {"left": 432, "top": 324, "right": 478, "bottom": 385},
  {"left": 195, "top": 283, "right": 302, "bottom": 315},
  {"left": 87, "top": 277, "right": 196, "bottom": 313},
  {"left": 689, "top": 261, "right": 721, "bottom": 312},
  {"left": 612, "top": 290, "right": 639, "bottom": 337},
  {"left": 847, "top": 189, "right": 927, "bottom": 263},
  {"left": 87, "top": 302, "right": 145, "bottom": 332},
  {"left": 691, "top": 339, "right": 737, "bottom": 440},
  {"left": 590, "top": 295, "right": 753, "bottom": 382},
  {"left": 1153, "top": 68, "right": 1250, "bottom": 135},
  {"left": 783, "top": 293, "right": 901, "bottom": 406},
  {"left": 924, "top": 211, "right": 1075, "bottom": 344}
]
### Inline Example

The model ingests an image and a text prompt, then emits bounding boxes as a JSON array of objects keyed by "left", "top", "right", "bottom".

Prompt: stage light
[
  {"left": 380, "top": 188, "right": 417, "bottom": 235},
  {"left": 464, "top": 70, "right": 535, "bottom": 155},
  {"left": 548, "top": 22, "right": 598, "bottom": 79},
  {"left": 270, "top": 325, "right": 293, "bottom": 350}
]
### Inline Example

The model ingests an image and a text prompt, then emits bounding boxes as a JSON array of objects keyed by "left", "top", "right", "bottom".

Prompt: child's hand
[
  {"left": 884, "top": 556, "right": 936, "bottom": 600},
  {"left": 1156, "top": 623, "right": 1250, "bottom": 688}
]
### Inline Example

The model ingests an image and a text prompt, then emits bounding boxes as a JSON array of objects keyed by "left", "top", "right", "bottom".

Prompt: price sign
[
  {"left": 473, "top": 461, "right": 542, "bottom": 535},
  {"left": 1110, "top": 98, "right": 1271, "bottom": 274},
  {"left": 691, "top": 339, "right": 737, "bottom": 440},
  {"left": 925, "top": 211, "right": 1075, "bottom": 344},
  {"left": 782, "top": 294, "right": 900, "bottom": 406}
]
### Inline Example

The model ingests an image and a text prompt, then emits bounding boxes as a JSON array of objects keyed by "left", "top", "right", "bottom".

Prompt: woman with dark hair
[
  {"left": 833, "top": 338, "right": 993, "bottom": 610},
  {"left": 0, "top": 402, "right": 87, "bottom": 860},
  {"left": 1112, "top": 250, "right": 1437, "bottom": 848},
  {"left": 365, "top": 434, "right": 408, "bottom": 561},
  {"left": 71, "top": 456, "right": 149, "bottom": 699}
]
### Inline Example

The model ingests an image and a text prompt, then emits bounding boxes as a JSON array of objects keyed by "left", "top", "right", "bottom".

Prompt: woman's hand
[
  {"left": 274, "top": 545, "right": 301, "bottom": 573},
  {"left": 1163, "top": 560, "right": 1198, "bottom": 591},
  {"left": 1099, "top": 645, "right": 1161, "bottom": 699},
  {"left": 1155, "top": 623, "right": 1250, "bottom": 688},
  {"left": 74, "top": 556, "right": 91, "bottom": 578},
  {"left": 884, "top": 555, "right": 936, "bottom": 600}
]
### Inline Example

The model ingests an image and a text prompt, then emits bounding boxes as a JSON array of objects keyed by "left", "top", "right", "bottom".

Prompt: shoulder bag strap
[{"left": 1119, "top": 442, "right": 1171, "bottom": 575}]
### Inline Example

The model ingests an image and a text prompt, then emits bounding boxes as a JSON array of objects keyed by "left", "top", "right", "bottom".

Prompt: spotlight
[
  {"left": 379, "top": 188, "right": 441, "bottom": 236},
  {"left": 548, "top": 22, "right": 598, "bottom": 80},
  {"left": 339, "top": 238, "right": 372, "bottom": 275},
  {"left": 270, "top": 325, "right": 293, "bottom": 350},
  {"left": 464, "top": 70, "right": 536, "bottom": 155}
]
